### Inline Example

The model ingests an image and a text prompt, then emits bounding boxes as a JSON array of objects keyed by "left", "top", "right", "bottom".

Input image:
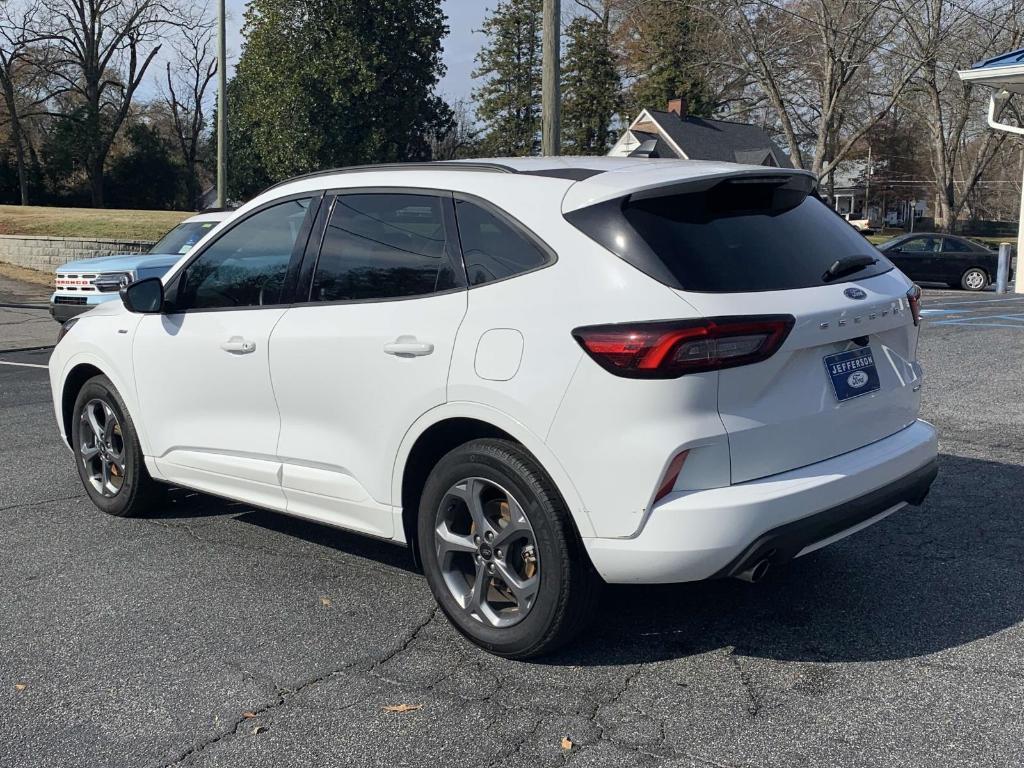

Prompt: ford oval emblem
[{"left": 844, "top": 287, "right": 867, "bottom": 300}]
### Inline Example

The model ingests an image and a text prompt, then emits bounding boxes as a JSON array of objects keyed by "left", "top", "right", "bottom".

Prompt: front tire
[
  {"left": 961, "top": 268, "right": 988, "bottom": 291},
  {"left": 417, "top": 439, "right": 600, "bottom": 659},
  {"left": 70, "top": 375, "right": 162, "bottom": 517}
]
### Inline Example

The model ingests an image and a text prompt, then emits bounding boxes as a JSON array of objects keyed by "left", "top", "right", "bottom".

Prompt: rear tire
[
  {"left": 417, "top": 439, "right": 601, "bottom": 659},
  {"left": 70, "top": 375, "right": 162, "bottom": 517},
  {"left": 961, "top": 268, "right": 988, "bottom": 291}
]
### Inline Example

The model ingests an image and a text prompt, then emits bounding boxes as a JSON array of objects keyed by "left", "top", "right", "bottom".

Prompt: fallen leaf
[
  {"left": 14, "top": 684, "right": 26, "bottom": 692},
  {"left": 253, "top": 725, "right": 268, "bottom": 735},
  {"left": 241, "top": 711, "right": 257, "bottom": 719},
  {"left": 383, "top": 703, "right": 422, "bottom": 713},
  {"left": 319, "top": 596, "right": 332, "bottom": 608},
  {"left": 561, "top": 737, "right": 573, "bottom": 751}
]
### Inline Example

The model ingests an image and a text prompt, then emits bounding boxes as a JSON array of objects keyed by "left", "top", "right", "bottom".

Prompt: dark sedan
[{"left": 877, "top": 233, "right": 1015, "bottom": 291}]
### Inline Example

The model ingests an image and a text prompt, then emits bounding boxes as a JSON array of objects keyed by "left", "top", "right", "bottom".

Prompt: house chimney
[{"left": 667, "top": 97, "right": 687, "bottom": 117}]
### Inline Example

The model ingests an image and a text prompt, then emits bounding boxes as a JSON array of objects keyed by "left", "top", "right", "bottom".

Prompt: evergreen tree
[
  {"left": 229, "top": 0, "right": 451, "bottom": 192},
  {"left": 617, "top": 2, "right": 712, "bottom": 118},
  {"left": 472, "top": 0, "right": 543, "bottom": 156},
  {"left": 562, "top": 16, "right": 620, "bottom": 155}
]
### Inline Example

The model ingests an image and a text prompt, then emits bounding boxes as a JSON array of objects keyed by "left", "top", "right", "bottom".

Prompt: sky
[{"left": 222, "top": 0, "right": 489, "bottom": 103}]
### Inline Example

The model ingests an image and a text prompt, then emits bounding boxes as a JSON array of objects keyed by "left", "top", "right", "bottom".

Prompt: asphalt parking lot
[{"left": 2, "top": 288, "right": 1023, "bottom": 768}]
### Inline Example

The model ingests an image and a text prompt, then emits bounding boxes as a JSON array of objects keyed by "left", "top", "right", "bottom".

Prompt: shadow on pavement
[{"left": 148, "top": 451, "right": 1023, "bottom": 665}]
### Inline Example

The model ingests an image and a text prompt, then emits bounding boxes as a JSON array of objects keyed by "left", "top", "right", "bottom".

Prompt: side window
[
  {"left": 940, "top": 238, "right": 964, "bottom": 253},
  {"left": 900, "top": 237, "right": 936, "bottom": 253},
  {"left": 454, "top": 199, "right": 550, "bottom": 286},
  {"left": 310, "top": 194, "right": 458, "bottom": 302},
  {"left": 171, "top": 197, "right": 313, "bottom": 311}
]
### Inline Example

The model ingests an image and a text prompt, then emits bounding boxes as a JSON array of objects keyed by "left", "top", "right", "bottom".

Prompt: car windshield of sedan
[{"left": 150, "top": 221, "right": 219, "bottom": 256}]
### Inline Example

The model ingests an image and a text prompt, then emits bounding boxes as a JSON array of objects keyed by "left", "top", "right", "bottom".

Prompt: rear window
[{"left": 571, "top": 177, "right": 893, "bottom": 293}]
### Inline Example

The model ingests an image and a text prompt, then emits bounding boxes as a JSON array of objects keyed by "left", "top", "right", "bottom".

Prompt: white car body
[{"left": 49, "top": 157, "right": 937, "bottom": 587}]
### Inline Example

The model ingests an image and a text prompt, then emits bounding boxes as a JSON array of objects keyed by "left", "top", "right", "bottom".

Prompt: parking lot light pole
[{"left": 216, "top": 0, "right": 227, "bottom": 208}]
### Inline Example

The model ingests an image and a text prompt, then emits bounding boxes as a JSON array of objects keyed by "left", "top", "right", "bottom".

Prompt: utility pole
[
  {"left": 216, "top": 0, "right": 227, "bottom": 208},
  {"left": 541, "top": 0, "right": 560, "bottom": 156},
  {"left": 864, "top": 146, "right": 871, "bottom": 224}
]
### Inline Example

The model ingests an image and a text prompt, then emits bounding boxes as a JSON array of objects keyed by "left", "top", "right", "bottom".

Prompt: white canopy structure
[{"left": 958, "top": 49, "right": 1024, "bottom": 293}]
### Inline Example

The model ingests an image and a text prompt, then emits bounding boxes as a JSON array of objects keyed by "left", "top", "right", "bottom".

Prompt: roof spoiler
[{"left": 561, "top": 165, "right": 816, "bottom": 214}]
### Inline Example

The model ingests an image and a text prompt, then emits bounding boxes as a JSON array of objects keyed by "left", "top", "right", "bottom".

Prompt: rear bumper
[{"left": 582, "top": 419, "right": 938, "bottom": 584}]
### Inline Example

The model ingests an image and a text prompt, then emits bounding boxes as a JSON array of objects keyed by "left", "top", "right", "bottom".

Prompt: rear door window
[
  {"left": 620, "top": 184, "right": 892, "bottom": 292},
  {"left": 309, "top": 194, "right": 461, "bottom": 302}
]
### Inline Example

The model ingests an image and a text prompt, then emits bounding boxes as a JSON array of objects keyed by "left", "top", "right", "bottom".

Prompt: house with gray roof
[{"left": 608, "top": 98, "right": 792, "bottom": 168}]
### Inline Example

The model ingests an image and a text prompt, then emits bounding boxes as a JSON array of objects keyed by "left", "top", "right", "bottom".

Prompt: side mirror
[{"left": 121, "top": 276, "right": 164, "bottom": 313}]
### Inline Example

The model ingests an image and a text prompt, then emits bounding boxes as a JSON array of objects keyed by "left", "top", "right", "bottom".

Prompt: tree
[
  {"left": 163, "top": 11, "right": 216, "bottom": 209},
  {"left": 702, "top": 0, "right": 918, "bottom": 179},
  {"left": 561, "top": 15, "right": 620, "bottom": 154},
  {"left": 0, "top": 0, "right": 49, "bottom": 204},
  {"left": 472, "top": 0, "right": 543, "bottom": 156},
  {"left": 40, "top": 0, "right": 178, "bottom": 206},
  {"left": 230, "top": 0, "right": 450, "bottom": 185},
  {"left": 614, "top": 0, "right": 714, "bottom": 118},
  {"left": 429, "top": 98, "right": 481, "bottom": 160},
  {"left": 892, "top": 0, "right": 1024, "bottom": 230},
  {"left": 107, "top": 121, "right": 184, "bottom": 209}
]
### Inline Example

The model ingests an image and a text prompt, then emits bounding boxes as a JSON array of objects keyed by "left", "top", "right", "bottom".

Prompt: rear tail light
[
  {"left": 572, "top": 315, "right": 794, "bottom": 378},
  {"left": 653, "top": 450, "right": 689, "bottom": 504},
  {"left": 907, "top": 284, "right": 922, "bottom": 326}
]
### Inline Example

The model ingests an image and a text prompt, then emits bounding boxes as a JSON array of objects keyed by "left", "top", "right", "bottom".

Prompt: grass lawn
[{"left": 0, "top": 205, "right": 193, "bottom": 241}]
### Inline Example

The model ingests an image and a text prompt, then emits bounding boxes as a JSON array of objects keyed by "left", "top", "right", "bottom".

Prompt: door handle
[
  {"left": 383, "top": 335, "right": 434, "bottom": 357},
  {"left": 221, "top": 337, "right": 256, "bottom": 354}
]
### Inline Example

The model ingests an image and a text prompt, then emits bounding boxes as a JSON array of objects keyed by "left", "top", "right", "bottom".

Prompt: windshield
[{"left": 150, "top": 221, "right": 219, "bottom": 255}]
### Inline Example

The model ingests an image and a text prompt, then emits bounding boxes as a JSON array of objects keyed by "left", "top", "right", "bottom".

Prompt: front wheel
[
  {"left": 961, "top": 268, "right": 988, "bottom": 291},
  {"left": 417, "top": 439, "right": 600, "bottom": 659},
  {"left": 70, "top": 375, "right": 162, "bottom": 516}
]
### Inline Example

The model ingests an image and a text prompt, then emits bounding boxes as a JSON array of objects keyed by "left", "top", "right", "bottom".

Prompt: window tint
[
  {"left": 171, "top": 198, "right": 312, "bottom": 310},
  {"left": 454, "top": 199, "right": 549, "bottom": 286},
  {"left": 900, "top": 237, "right": 939, "bottom": 253},
  {"left": 614, "top": 184, "right": 892, "bottom": 292},
  {"left": 941, "top": 238, "right": 970, "bottom": 253},
  {"left": 310, "top": 194, "right": 458, "bottom": 302}
]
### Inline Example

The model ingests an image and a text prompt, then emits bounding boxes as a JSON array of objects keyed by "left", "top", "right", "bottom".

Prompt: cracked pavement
[{"left": 2, "top": 288, "right": 1024, "bottom": 767}]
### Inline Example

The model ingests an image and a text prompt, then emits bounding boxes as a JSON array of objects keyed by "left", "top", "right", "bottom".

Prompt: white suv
[{"left": 48, "top": 158, "right": 938, "bottom": 658}]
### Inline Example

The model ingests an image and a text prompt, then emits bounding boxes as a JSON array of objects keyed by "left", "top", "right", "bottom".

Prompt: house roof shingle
[{"left": 638, "top": 110, "right": 793, "bottom": 168}]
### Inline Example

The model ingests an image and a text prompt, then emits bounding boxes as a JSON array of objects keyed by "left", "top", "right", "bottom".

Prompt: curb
[{"left": 0, "top": 302, "right": 49, "bottom": 310}]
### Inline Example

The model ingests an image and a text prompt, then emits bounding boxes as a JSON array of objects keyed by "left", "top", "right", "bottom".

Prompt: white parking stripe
[{"left": 0, "top": 360, "right": 48, "bottom": 369}]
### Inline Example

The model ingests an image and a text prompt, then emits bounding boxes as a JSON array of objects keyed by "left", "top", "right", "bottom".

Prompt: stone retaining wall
[{"left": 0, "top": 235, "right": 154, "bottom": 272}]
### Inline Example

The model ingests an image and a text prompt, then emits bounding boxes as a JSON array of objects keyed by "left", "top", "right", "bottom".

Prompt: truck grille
[{"left": 53, "top": 295, "right": 88, "bottom": 305}]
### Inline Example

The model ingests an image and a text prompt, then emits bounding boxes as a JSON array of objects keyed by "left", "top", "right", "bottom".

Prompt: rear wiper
[{"left": 822, "top": 254, "right": 877, "bottom": 282}]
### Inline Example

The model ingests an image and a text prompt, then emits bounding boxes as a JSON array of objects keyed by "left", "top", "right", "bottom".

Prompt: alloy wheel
[
  {"left": 78, "top": 398, "right": 126, "bottom": 498},
  {"left": 434, "top": 477, "right": 540, "bottom": 628}
]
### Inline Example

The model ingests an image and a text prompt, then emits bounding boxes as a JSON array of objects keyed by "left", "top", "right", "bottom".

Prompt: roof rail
[{"left": 261, "top": 161, "right": 518, "bottom": 195}]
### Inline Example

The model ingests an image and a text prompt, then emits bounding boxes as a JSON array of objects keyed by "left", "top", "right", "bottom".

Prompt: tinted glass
[
  {"left": 311, "top": 194, "right": 457, "bottom": 302},
  {"left": 172, "top": 198, "right": 311, "bottom": 310},
  {"left": 454, "top": 199, "right": 549, "bottom": 286},
  {"left": 151, "top": 221, "right": 219, "bottom": 256},
  {"left": 620, "top": 186, "right": 892, "bottom": 292},
  {"left": 899, "top": 237, "right": 939, "bottom": 253}
]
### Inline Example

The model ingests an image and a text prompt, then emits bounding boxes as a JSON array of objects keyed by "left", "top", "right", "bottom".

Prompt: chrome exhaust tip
[{"left": 735, "top": 558, "right": 770, "bottom": 583}]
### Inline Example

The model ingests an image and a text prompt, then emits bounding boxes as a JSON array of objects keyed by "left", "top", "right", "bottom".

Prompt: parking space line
[
  {"left": 0, "top": 360, "right": 48, "bottom": 369},
  {"left": 925, "top": 296, "right": 1024, "bottom": 310}
]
